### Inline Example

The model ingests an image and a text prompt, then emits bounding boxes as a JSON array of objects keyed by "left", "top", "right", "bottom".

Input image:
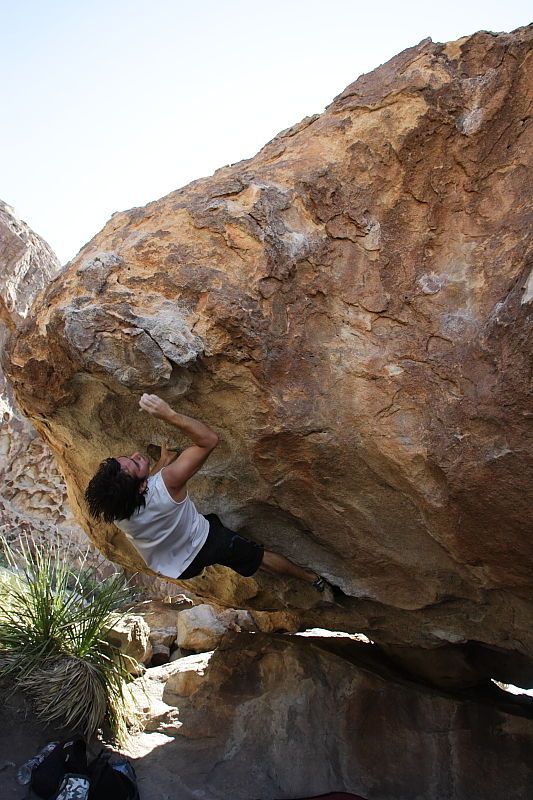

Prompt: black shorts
[{"left": 178, "top": 513, "right": 264, "bottom": 579}]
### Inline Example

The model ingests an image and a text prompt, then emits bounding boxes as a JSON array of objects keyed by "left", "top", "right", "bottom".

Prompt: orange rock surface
[{"left": 2, "top": 28, "right": 532, "bottom": 666}]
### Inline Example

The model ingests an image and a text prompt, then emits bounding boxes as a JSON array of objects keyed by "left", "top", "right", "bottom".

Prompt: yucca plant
[{"left": 0, "top": 538, "right": 138, "bottom": 742}]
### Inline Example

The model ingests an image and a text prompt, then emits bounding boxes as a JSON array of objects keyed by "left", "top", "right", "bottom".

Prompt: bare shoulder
[
  {"left": 160, "top": 467, "right": 188, "bottom": 503},
  {"left": 151, "top": 437, "right": 217, "bottom": 504}
]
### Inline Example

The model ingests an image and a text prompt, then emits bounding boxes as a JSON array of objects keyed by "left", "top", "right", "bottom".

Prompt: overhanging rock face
[{"left": 3, "top": 29, "right": 533, "bottom": 668}]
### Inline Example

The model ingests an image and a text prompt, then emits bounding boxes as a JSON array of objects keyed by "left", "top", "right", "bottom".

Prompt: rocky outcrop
[
  {"left": 127, "top": 632, "right": 533, "bottom": 800},
  {"left": 106, "top": 614, "right": 153, "bottom": 672},
  {"left": 2, "top": 28, "right": 533, "bottom": 683},
  {"left": 0, "top": 202, "right": 102, "bottom": 569},
  {"left": 176, "top": 603, "right": 300, "bottom": 652},
  {"left": 121, "top": 599, "right": 300, "bottom": 664},
  {"left": 0, "top": 200, "right": 59, "bottom": 330},
  {"left": 0, "top": 379, "right": 99, "bottom": 564}
]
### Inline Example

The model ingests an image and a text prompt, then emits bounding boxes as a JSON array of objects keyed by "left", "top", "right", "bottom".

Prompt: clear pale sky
[{"left": 1, "top": 0, "right": 531, "bottom": 264}]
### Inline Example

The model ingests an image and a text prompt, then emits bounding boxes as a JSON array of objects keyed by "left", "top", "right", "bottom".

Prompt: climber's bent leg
[
  {"left": 178, "top": 514, "right": 265, "bottom": 578},
  {"left": 178, "top": 515, "right": 322, "bottom": 587},
  {"left": 260, "top": 549, "right": 318, "bottom": 584}
]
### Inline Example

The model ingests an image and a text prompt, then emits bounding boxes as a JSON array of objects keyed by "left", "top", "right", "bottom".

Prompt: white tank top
[{"left": 115, "top": 471, "right": 209, "bottom": 578}]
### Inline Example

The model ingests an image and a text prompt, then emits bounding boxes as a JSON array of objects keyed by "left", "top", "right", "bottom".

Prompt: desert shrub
[{"left": 0, "top": 539, "right": 138, "bottom": 741}]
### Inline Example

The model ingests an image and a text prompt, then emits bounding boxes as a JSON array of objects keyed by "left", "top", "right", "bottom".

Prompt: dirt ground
[
  {"left": 0, "top": 691, "right": 114, "bottom": 799},
  {"left": 0, "top": 691, "right": 365, "bottom": 800},
  {"left": 0, "top": 691, "right": 186, "bottom": 800},
  {"left": 0, "top": 690, "right": 57, "bottom": 800}
]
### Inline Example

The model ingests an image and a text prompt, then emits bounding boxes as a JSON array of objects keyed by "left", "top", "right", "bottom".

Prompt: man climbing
[{"left": 85, "top": 393, "right": 327, "bottom": 590}]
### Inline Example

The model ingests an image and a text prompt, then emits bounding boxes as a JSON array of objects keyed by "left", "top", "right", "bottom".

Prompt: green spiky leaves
[{"left": 0, "top": 539, "right": 138, "bottom": 742}]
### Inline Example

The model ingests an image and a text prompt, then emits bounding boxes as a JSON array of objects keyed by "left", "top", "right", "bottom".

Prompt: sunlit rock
[
  {"left": 125, "top": 632, "right": 533, "bottom": 800},
  {"left": 106, "top": 613, "right": 152, "bottom": 670},
  {"left": 2, "top": 28, "right": 533, "bottom": 684}
]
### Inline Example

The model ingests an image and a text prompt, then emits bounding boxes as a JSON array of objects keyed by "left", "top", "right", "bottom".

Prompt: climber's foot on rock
[
  {"left": 310, "top": 574, "right": 333, "bottom": 603},
  {"left": 312, "top": 575, "right": 327, "bottom": 592},
  {"left": 310, "top": 574, "right": 344, "bottom": 607}
]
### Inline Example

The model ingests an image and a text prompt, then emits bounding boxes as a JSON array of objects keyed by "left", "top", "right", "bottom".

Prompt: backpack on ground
[
  {"left": 26, "top": 738, "right": 139, "bottom": 800},
  {"left": 30, "top": 738, "right": 88, "bottom": 800},
  {"left": 88, "top": 750, "right": 140, "bottom": 800}
]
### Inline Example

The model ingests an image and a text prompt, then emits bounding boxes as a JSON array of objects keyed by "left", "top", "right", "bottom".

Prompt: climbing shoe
[{"left": 312, "top": 576, "right": 327, "bottom": 592}]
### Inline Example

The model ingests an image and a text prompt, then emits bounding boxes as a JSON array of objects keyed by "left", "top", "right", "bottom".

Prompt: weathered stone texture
[
  {"left": 0, "top": 200, "right": 60, "bottom": 329},
  {"left": 0, "top": 202, "right": 101, "bottom": 568},
  {"left": 176, "top": 602, "right": 300, "bottom": 652},
  {"left": 2, "top": 29, "right": 533, "bottom": 675},
  {"left": 105, "top": 613, "right": 153, "bottom": 671},
  {"left": 127, "top": 632, "right": 533, "bottom": 800}
]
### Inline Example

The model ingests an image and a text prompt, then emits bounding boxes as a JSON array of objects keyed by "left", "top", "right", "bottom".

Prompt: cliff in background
[{"left": 0, "top": 201, "right": 98, "bottom": 569}]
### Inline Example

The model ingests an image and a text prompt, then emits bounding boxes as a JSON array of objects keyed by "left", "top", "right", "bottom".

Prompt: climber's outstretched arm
[{"left": 139, "top": 394, "right": 218, "bottom": 499}]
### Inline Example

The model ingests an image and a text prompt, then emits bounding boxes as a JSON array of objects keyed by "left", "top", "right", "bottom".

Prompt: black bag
[
  {"left": 88, "top": 751, "right": 140, "bottom": 800},
  {"left": 29, "top": 739, "right": 139, "bottom": 800},
  {"left": 31, "top": 738, "right": 88, "bottom": 800}
]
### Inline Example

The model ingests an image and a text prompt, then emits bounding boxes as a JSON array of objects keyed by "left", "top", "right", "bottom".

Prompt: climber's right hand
[{"left": 139, "top": 393, "right": 174, "bottom": 421}]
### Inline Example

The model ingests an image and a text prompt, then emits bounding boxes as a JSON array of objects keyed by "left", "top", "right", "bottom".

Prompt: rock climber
[{"left": 85, "top": 393, "right": 327, "bottom": 591}]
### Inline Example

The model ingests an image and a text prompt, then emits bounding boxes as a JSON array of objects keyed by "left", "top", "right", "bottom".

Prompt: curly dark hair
[{"left": 85, "top": 457, "right": 147, "bottom": 522}]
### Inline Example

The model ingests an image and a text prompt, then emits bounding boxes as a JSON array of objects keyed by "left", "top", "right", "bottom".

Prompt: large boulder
[
  {"left": 2, "top": 28, "right": 533, "bottom": 681},
  {"left": 126, "top": 632, "right": 533, "bottom": 800}
]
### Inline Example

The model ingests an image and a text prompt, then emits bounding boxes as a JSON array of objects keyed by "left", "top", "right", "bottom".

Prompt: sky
[{"left": 1, "top": 0, "right": 531, "bottom": 264}]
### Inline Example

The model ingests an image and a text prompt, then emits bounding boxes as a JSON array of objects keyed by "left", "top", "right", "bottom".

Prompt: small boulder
[
  {"left": 250, "top": 610, "right": 301, "bottom": 634},
  {"left": 149, "top": 627, "right": 177, "bottom": 649},
  {"left": 177, "top": 604, "right": 227, "bottom": 652},
  {"left": 106, "top": 614, "right": 153, "bottom": 671},
  {"left": 177, "top": 604, "right": 302, "bottom": 652},
  {"left": 165, "top": 652, "right": 213, "bottom": 697},
  {"left": 151, "top": 643, "right": 171, "bottom": 666}
]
